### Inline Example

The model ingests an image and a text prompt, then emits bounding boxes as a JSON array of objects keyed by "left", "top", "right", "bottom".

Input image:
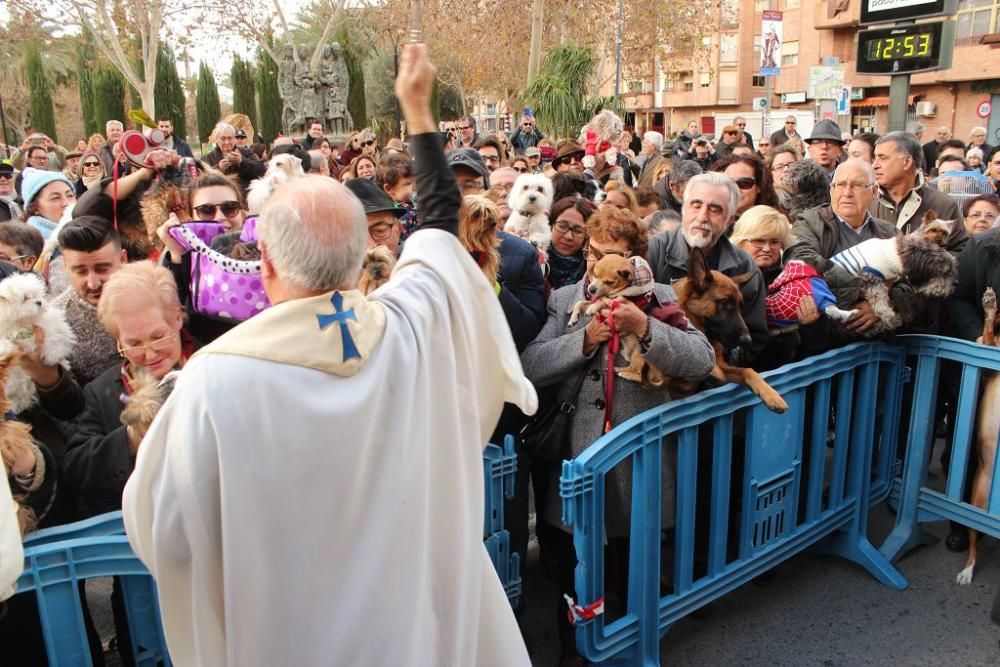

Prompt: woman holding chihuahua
[{"left": 521, "top": 206, "right": 714, "bottom": 663}]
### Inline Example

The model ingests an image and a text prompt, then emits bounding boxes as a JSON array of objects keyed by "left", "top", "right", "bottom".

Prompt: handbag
[{"left": 520, "top": 366, "right": 590, "bottom": 463}]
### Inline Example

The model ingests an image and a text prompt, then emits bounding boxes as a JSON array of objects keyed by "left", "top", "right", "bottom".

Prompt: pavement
[{"left": 86, "top": 457, "right": 1000, "bottom": 667}]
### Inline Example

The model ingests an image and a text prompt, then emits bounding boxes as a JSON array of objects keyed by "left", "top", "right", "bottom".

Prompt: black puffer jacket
[{"left": 949, "top": 228, "right": 1000, "bottom": 341}]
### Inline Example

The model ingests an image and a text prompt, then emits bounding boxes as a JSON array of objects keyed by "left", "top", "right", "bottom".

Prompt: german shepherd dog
[
  {"left": 670, "top": 247, "right": 788, "bottom": 413},
  {"left": 957, "top": 287, "right": 1000, "bottom": 585}
]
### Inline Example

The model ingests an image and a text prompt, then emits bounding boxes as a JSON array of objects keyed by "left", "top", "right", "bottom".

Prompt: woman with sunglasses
[
  {"left": 75, "top": 151, "right": 106, "bottom": 197},
  {"left": 358, "top": 129, "right": 379, "bottom": 159},
  {"left": 714, "top": 153, "right": 779, "bottom": 221},
  {"left": 521, "top": 205, "right": 713, "bottom": 664},
  {"left": 546, "top": 197, "right": 596, "bottom": 289},
  {"left": 510, "top": 157, "right": 530, "bottom": 175},
  {"left": 156, "top": 172, "right": 249, "bottom": 342},
  {"left": 339, "top": 132, "right": 362, "bottom": 166}
]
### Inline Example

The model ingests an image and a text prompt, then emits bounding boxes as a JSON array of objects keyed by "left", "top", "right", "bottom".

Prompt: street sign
[
  {"left": 781, "top": 92, "right": 807, "bottom": 104},
  {"left": 977, "top": 100, "right": 992, "bottom": 118},
  {"left": 808, "top": 66, "right": 845, "bottom": 100},
  {"left": 856, "top": 20, "right": 955, "bottom": 74},
  {"left": 860, "top": 0, "right": 958, "bottom": 26}
]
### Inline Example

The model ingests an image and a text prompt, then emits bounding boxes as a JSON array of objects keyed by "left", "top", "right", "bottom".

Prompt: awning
[{"left": 852, "top": 95, "right": 918, "bottom": 108}]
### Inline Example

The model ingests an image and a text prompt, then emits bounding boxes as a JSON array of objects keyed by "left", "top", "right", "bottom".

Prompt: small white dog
[
  {"left": 505, "top": 173, "right": 554, "bottom": 259},
  {"left": 246, "top": 153, "right": 305, "bottom": 214},
  {"left": 0, "top": 273, "right": 76, "bottom": 414}
]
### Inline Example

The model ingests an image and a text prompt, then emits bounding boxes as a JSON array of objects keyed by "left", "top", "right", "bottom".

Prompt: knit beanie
[{"left": 21, "top": 168, "right": 73, "bottom": 209}]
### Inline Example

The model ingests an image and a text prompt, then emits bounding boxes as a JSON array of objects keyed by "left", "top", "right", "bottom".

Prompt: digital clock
[{"left": 856, "top": 20, "right": 955, "bottom": 74}]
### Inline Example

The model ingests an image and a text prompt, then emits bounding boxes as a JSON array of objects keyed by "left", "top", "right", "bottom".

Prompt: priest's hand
[{"left": 395, "top": 43, "right": 436, "bottom": 135}]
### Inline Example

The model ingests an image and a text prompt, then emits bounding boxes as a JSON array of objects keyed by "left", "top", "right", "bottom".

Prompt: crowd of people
[{"left": 1, "top": 58, "right": 1000, "bottom": 664}]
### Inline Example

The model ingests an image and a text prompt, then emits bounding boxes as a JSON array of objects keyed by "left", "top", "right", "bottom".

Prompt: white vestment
[{"left": 123, "top": 229, "right": 537, "bottom": 666}]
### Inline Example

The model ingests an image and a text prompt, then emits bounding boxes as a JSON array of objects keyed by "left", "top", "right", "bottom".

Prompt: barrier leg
[
  {"left": 881, "top": 354, "right": 941, "bottom": 562},
  {"left": 119, "top": 575, "right": 171, "bottom": 666},
  {"left": 35, "top": 579, "right": 93, "bottom": 667},
  {"left": 818, "top": 533, "right": 907, "bottom": 589}
]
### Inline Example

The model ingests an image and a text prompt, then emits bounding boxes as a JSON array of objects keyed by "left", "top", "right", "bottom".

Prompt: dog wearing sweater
[
  {"left": 505, "top": 173, "right": 554, "bottom": 260},
  {"left": 0, "top": 273, "right": 75, "bottom": 414},
  {"left": 569, "top": 254, "right": 666, "bottom": 390},
  {"left": 827, "top": 211, "right": 957, "bottom": 334}
]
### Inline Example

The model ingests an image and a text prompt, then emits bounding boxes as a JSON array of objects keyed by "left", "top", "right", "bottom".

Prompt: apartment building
[{"left": 603, "top": 0, "right": 1000, "bottom": 144}]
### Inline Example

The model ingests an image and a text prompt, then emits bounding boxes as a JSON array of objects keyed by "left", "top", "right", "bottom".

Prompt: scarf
[
  {"left": 83, "top": 174, "right": 104, "bottom": 191},
  {"left": 547, "top": 247, "right": 585, "bottom": 289},
  {"left": 27, "top": 215, "right": 58, "bottom": 240}
]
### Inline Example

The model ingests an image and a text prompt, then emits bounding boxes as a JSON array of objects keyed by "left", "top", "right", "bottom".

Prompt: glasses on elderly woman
[
  {"left": 748, "top": 238, "right": 783, "bottom": 249},
  {"left": 118, "top": 332, "right": 178, "bottom": 359}
]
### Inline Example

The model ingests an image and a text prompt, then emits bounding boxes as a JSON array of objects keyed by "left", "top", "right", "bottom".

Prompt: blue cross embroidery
[{"left": 317, "top": 292, "right": 361, "bottom": 361}]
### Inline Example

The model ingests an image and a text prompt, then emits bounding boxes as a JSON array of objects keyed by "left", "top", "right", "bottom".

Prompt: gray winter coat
[
  {"left": 647, "top": 226, "right": 769, "bottom": 362},
  {"left": 521, "top": 281, "right": 715, "bottom": 536}
]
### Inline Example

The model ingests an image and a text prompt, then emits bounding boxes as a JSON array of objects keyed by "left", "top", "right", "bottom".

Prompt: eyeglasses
[
  {"left": 785, "top": 121, "right": 797, "bottom": 125},
  {"left": 733, "top": 177, "right": 757, "bottom": 190},
  {"left": 193, "top": 201, "right": 242, "bottom": 218},
  {"left": 0, "top": 253, "right": 32, "bottom": 263},
  {"left": 481, "top": 154, "right": 501, "bottom": 164},
  {"left": 748, "top": 238, "right": 783, "bottom": 249},
  {"left": 831, "top": 180, "right": 874, "bottom": 191},
  {"left": 965, "top": 210, "right": 998, "bottom": 221},
  {"left": 362, "top": 139, "right": 376, "bottom": 146},
  {"left": 585, "top": 246, "right": 632, "bottom": 260},
  {"left": 457, "top": 126, "right": 471, "bottom": 131},
  {"left": 82, "top": 161, "right": 101, "bottom": 168},
  {"left": 553, "top": 220, "right": 586, "bottom": 239},
  {"left": 368, "top": 221, "right": 397, "bottom": 241},
  {"left": 523, "top": 122, "right": 534, "bottom": 127},
  {"left": 513, "top": 166, "right": 528, "bottom": 173},
  {"left": 29, "top": 155, "right": 49, "bottom": 162},
  {"left": 118, "top": 332, "right": 178, "bottom": 359}
]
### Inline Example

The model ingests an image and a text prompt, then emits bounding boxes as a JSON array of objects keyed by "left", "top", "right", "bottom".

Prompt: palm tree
[{"left": 521, "top": 42, "right": 599, "bottom": 141}]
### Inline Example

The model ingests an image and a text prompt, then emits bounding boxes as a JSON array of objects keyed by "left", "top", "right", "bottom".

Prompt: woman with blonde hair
[
  {"left": 602, "top": 179, "right": 640, "bottom": 216},
  {"left": 86, "top": 133, "right": 106, "bottom": 152},
  {"left": 339, "top": 131, "right": 362, "bottom": 166}
]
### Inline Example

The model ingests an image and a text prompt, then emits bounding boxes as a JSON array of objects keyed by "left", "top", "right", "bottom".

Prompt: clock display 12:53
[{"left": 867, "top": 33, "right": 932, "bottom": 60}]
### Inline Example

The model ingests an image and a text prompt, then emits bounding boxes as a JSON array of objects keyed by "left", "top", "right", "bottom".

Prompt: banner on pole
[{"left": 761, "top": 11, "right": 783, "bottom": 76}]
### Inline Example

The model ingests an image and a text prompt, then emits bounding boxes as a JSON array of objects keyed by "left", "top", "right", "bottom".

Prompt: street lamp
[{"left": 387, "top": 23, "right": 405, "bottom": 139}]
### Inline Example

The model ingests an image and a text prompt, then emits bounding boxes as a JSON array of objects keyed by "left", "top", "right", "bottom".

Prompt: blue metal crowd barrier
[
  {"left": 17, "top": 512, "right": 170, "bottom": 667},
  {"left": 484, "top": 435, "right": 524, "bottom": 606},
  {"left": 881, "top": 335, "right": 1000, "bottom": 564},
  {"left": 559, "top": 342, "right": 910, "bottom": 666}
]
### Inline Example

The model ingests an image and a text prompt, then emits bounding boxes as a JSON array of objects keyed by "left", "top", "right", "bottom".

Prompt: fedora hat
[
  {"left": 344, "top": 178, "right": 406, "bottom": 218},
  {"left": 552, "top": 140, "right": 585, "bottom": 168},
  {"left": 805, "top": 119, "right": 846, "bottom": 145}
]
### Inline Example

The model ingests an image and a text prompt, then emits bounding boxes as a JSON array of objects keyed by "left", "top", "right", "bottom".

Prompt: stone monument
[{"left": 278, "top": 42, "right": 353, "bottom": 137}]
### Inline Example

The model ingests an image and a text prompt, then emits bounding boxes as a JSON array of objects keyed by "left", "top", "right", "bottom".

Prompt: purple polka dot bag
[{"left": 168, "top": 220, "right": 270, "bottom": 322}]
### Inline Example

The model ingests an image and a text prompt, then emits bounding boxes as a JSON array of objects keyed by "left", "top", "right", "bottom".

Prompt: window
[
  {"left": 956, "top": 0, "right": 1000, "bottom": 39},
  {"left": 782, "top": 40, "right": 799, "bottom": 66},
  {"left": 719, "top": 71, "right": 739, "bottom": 102},
  {"left": 752, "top": 74, "right": 766, "bottom": 87},
  {"left": 700, "top": 72, "right": 711, "bottom": 88},
  {"left": 721, "top": 0, "right": 740, "bottom": 27},
  {"left": 753, "top": 35, "right": 763, "bottom": 63},
  {"left": 682, "top": 72, "right": 694, "bottom": 92},
  {"left": 784, "top": 0, "right": 800, "bottom": 8},
  {"left": 720, "top": 33, "right": 739, "bottom": 64}
]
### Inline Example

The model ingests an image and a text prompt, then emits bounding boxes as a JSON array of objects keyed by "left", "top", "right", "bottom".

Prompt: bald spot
[{"left": 265, "top": 175, "right": 365, "bottom": 248}]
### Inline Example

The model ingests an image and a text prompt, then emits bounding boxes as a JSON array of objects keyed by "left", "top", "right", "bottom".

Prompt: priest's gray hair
[
  {"left": 682, "top": 172, "right": 740, "bottom": 221},
  {"left": 258, "top": 175, "right": 367, "bottom": 291}
]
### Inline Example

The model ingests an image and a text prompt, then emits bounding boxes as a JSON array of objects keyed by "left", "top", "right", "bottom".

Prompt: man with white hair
[
  {"left": 98, "top": 120, "right": 125, "bottom": 175},
  {"left": 202, "top": 121, "right": 266, "bottom": 194},
  {"left": 967, "top": 125, "right": 994, "bottom": 159},
  {"left": 637, "top": 130, "right": 665, "bottom": 184},
  {"left": 123, "top": 43, "right": 535, "bottom": 666},
  {"left": 647, "top": 172, "right": 769, "bottom": 361}
]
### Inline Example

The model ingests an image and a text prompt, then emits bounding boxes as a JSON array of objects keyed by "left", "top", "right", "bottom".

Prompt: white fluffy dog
[
  {"left": 505, "top": 173, "right": 554, "bottom": 259},
  {"left": 0, "top": 273, "right": 76, "bottom": 414},
  {"left": 246, "top": 153, "right": 305, "bottom": 214}
]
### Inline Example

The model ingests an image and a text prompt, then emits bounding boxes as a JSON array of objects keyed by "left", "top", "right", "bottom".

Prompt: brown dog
[
  {"left": 670, "top": 247, "right": 787, "bottom": 413},
  {"left": 957, "top": 287, "right": 1000, "bottom": 585},
  {"left": 357, "top": 245, "right": 397, "bottom": 296},
  {"left": 568, "top": 254, "right": 666, "bottom": 390}
]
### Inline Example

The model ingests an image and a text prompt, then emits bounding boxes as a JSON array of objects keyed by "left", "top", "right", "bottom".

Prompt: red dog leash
[{"left": 603, "top": 300, "right": 620, "bottom": 434}]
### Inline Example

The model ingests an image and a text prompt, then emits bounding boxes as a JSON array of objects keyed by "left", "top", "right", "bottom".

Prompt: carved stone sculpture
[{"left": 277, "top": 41, "right": 353, "bottom": 137}]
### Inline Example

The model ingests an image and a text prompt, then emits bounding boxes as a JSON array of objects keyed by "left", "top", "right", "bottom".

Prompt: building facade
[{"left": 603, "top": 0, "right": 1000, "bottom": 146}]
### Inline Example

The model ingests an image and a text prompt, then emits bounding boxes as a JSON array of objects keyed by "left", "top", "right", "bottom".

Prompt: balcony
[
  {"left": 719, "top": 85, "right": 738, "bottom": 103},
  {"left": 814, "top": 0, "right": 860, "bottom": 30}
]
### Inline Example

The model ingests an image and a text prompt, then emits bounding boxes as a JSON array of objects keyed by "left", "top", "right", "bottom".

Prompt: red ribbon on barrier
[{"left": 564, "top": 594, "right": 606, "bottom": 625}]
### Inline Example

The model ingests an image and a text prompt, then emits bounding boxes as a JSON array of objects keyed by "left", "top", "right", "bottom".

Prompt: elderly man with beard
[{"left": 647, "top": 172, "right": 769, "bottom": 363}]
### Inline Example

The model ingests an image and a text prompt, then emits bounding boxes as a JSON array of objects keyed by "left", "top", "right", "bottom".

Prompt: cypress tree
[
  {"left": 77, "top": 60, "right": 98, "bottom": 137},
  {"left": 91, "top": 64, "right": 127, "bottom": 132},
  {"left": 25, "top": 42, "right": 57, "bottom": 140},
  {"left": 155, "top": 46, "right": 187, "bottom": 139},
  {"left": 196, "top": 62, "right": 221, "bottom": 144},
  {"left": 255, "top": 47, "right": 282, "bottom": 144},
  {"left": 231, "top": 56, "right": 258, "bottom": 130},
  {"left": 333, "top": 24, "right": 365, "bottom": 130}
]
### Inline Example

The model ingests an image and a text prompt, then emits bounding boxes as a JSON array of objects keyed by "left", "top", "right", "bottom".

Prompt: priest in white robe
[{"left": 122, "top": 44, "right": 537, "bottom": 666}]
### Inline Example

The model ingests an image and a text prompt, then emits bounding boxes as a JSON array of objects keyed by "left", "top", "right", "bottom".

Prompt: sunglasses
[
  {"left": 785, "top": 121, "right": 797, "bottom": 125},
  {"left": 513, "top": 166, "right": 528, "bottom": 173},
  {"left": 362, "top": 139, "right": 376, "bottom": 146},
  {"left": 0, "top": 174, "right": 11, "bottom": 181},
  {"left": 82, "top": 161, "right": 101, "bottom": 168},
  {"left": 724, "top": 131, "right": 738, "bottom": 136},
  {"left": 733, "top": 177, "right": 757, "bottom": 190},
  {"left": 194, "top": 201, "right": 242, "bottom": 218}
]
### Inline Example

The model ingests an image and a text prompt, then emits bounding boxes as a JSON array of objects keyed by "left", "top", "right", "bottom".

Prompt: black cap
[
  {"left": 234, "top": 129, "right": 248, "bottom": 138},
  {"left": 345, "top": 178, "right": 406, "bottom": 217},
  {"left": 447, "top": 148, "right": 490, "bottom": 185},
  {"left": 0, "top": 160, "right": 13, "bottom": 175}
]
